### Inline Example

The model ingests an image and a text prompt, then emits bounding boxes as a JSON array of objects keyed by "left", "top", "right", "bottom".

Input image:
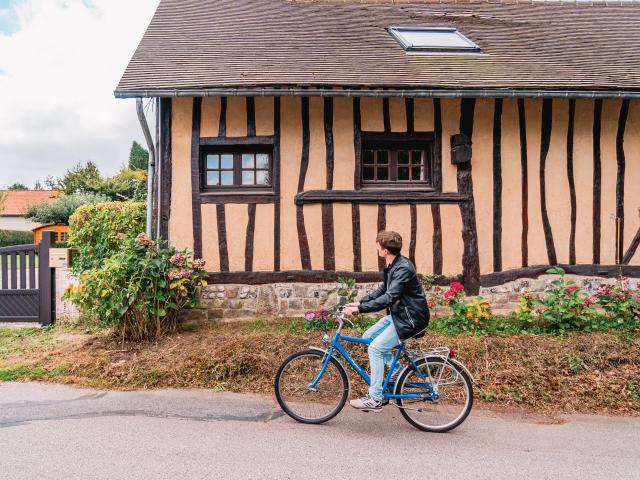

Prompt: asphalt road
[{"left": 1, "top": 383, "right": 638, "bottom": 480}]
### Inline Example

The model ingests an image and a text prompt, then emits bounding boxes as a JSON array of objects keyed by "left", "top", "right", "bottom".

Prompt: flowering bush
[
  {"left": 303, "top": 309, "right": 335, "bottom": 331},
  {"left": 591, "top": 283, "right": 640, "bottom": 329},
  {"left": 69, "top": 201, "right": 146, "bottom": 273},
  {"left": 65, "top": 232, "right": 207, "bottom": 341},
  {"left": 526, "top": 267, "right": 595, "bottom": 333}
]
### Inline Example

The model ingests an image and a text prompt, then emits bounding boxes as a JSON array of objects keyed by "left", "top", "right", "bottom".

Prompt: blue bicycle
[{"left": 275, "top": 307, "right": 475, "bottom": 432}]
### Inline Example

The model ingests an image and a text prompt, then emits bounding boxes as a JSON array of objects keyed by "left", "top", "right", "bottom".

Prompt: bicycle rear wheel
[
  {"left": 275, "top": 349, "right": 349, "bottom": 424},
  {"left": 396, "top": 356, "right": 473, "bottom": 433}
]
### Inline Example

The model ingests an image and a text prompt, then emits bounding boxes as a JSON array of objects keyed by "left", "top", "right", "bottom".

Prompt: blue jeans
[{"left": 362, "top": 315, "right": 402, "bottom": 401}]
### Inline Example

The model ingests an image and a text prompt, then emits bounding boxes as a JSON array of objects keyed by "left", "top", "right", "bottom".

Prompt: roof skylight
[{"left": 389, "top": 27, "right": 480, "bottom": 53}]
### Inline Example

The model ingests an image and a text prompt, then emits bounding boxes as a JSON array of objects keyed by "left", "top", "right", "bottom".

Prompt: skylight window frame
[{"left": 388, "top": 26, "right": 481, "bottom": 53}]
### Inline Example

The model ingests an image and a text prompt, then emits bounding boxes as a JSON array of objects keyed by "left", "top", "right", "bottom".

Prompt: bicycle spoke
[
  {"left": 398, "top": 358, "right": 472, "bottom": 432},
  {"left": 276, "top": 352, "right": 348, "bottom": 423}
]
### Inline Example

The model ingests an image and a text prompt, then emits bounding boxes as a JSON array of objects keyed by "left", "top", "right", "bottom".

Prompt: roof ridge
[{"left": 288, "top": 0, "right": 640, "bottom": 6}]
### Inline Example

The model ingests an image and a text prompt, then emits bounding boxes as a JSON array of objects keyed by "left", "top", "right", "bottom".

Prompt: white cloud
[{"left": 0, "top": 0, "right": 159, "bottom": 187}]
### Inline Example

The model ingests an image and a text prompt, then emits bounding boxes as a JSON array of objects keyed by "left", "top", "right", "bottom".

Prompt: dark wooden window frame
[
  {"left": 357, "top": 132, "right": 436, "bottom": 191},
  {"left": 201, "top": 144, "right": 274, "bottom": 195}
]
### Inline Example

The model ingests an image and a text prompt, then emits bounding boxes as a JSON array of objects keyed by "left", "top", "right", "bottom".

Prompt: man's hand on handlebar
[{"left": 343, "top": 302, "right": 360, "bottom": 317}]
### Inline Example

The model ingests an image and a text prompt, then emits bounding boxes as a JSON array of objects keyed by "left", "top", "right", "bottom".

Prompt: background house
[
  {"left": 0, "top": 190, "right": 59, "bottom": 232},
  {"left": 116, "top": 0, "right": 640, "bottom": 312}
]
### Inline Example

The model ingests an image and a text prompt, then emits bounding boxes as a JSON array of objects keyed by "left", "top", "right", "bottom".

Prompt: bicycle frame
[{"left": 308, "top": 313, "right": 436, "bottom": 400}]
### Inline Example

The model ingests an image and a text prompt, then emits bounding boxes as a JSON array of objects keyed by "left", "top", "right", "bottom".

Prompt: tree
[
  {"left": 54, "top": 161, "right": 102, "bottom": 195},
  {"left": 25, "top": 193, "right": 108, "bottom": 225},
  {"left": 128, "top": 141, "right": 149, "bottom": 171},
  {"left": 7, "top": 182, "right": 28, "bottom": 190},
  {"left": 99, "top": 169, "right": 147, "bottom": 201},
  {"left": 33, "top": 179, "right": 44, "bottom": 190}
]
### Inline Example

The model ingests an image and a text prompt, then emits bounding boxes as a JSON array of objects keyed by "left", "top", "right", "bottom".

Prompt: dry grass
[{"left": 1, "top": 319, "right": 638, "bottom": 415}]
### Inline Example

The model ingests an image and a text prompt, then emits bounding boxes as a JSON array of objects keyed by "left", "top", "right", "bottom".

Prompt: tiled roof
[
  {"left": 0, "top": 190, "right": 59, "bottom": 216},
  {"left": 116, "top": 0, "right": 640, "bottom": 96}
]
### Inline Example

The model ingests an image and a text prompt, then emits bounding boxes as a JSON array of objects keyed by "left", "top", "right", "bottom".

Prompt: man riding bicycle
[{"left": 344, "top": 230, "right": 430, "bottom": 412}]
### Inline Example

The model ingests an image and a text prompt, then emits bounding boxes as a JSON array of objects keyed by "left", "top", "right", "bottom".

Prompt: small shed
[{"left": 33, "top": 224, "right": 69, "bottom": 244}]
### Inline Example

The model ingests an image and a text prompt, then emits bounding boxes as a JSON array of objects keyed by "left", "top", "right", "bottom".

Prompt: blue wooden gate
[{"left": 0, "top": 231, "right": 53, "bottom": 325}]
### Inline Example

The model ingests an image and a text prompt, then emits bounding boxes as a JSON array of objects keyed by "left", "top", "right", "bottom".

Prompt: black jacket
[{"left": 358, "top": 255, "right": 430, "bottom": 341}]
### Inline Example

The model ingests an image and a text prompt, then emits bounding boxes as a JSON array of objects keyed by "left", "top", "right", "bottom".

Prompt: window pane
[
  {"left": 398, "top": 167, "right": 410, "bottom": 180},
  {"left": 363, "top": 150, "right": 374, "bottom": 165},
  {"left": 411, "top": 151, "right": 422, "bottom": 164},
  {"left": 242, "top": 154, "right": 254, "bottom": 168},
  {"left": 377, "top": 151, "right": 389, "bottom": 164},
  {"left": 411, "top": 166, "right": 422, "bottom": 180},
  {"left": 207, "top": 171, "right": 220, "bottom": 186},
  {"left": 206, "top": 154, "right": 220, "bottom": 169},
  {"left": 377, "top": 167, "right": 389, "bottom": 181},
  {"left": 398, "top": 151, "right": 409, "bottom": 164},
  {"left": 363, "top": 167, "right": 374, "bottom": 180},
  {"left": 256, "top": 170, "right": 270, "bottom": 185},
  {"left": 221, "top": 171, "right": 234, "bottom": 185},
  {"left": 242, "top": 171, "right": 255, "bottom": 185},
  {"left": 256, "top": 153, "right": 269, "bottom": 169},
  {"left": 221, "top": 154, "right": 234, "bottom": 169}
]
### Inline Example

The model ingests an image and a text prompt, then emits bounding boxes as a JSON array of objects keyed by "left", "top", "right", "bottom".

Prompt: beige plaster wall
[{"left": 169, "top": 96, "right": 640, "bottom": 277}]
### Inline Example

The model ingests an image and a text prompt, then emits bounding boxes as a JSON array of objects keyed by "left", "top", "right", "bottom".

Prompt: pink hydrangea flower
[
  {"left": 192, "top": 259, "right": 206, "bottom": 270},
  {"left": 136, "top": 232, "right": 153, "bottom": 246},
  {"left": 169, "top": 253, "right": 186, "bottom": 266},
  {"left": 443, "top": 290, "right": 454, "bottom": 299}
]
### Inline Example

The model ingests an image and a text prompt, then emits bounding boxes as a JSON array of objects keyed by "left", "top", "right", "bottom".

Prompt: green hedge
[
  {"left": 0, "top": 230, "right": 34, "bottom": 247},
  {"left": 68, "top": 202, "right": 146, "bottom": 273}
]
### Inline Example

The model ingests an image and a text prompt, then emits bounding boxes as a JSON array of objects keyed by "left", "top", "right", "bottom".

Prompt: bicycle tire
[
  {"left": 275, "top": 349, "right": 349, "bottom": 424},
  {"left": 396, "top": 356, "right": 473, "bottom": 433}
]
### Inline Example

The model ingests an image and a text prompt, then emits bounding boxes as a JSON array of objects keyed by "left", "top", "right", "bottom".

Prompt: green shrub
[
  {"left": 526, "top": 267, "right": 595, "bottom": 333},
  {"left": 65, "top": 233, "right": 207, "bottom": 341},
  {"left": 592, "top": 283, "right": 640, "bottom": 330},
  {"left": 68, "top": 201, "right": 145, "bottom": 273},
  {"left": 0, "top": 230, "right": 33, "bottom": 247},
  {"left": 25, "top": 193, "right": 107, "bottom": 225}
]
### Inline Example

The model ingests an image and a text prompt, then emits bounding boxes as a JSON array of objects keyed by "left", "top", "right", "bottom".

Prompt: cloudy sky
[{"left": 0, "top": 0, "right": 160, "bottom": 188}]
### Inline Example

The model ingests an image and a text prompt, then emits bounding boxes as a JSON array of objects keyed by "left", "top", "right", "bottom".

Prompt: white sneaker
[{"left": 349, "top": 395, "right": 383, "bottom": 412}]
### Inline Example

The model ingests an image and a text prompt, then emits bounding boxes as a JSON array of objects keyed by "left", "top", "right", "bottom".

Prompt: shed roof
[{"left": 116, "top": 0, "right": 640, "bottom": 98}]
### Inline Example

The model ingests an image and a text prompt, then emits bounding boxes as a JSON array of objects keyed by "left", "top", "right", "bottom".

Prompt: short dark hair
[{"left": 376, "top": 230, "right": 402, "bottom": 255}]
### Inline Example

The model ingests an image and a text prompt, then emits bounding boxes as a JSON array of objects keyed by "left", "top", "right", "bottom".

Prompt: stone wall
[{"left": 186, "top": 275, "right": 640, "bottom": 321}]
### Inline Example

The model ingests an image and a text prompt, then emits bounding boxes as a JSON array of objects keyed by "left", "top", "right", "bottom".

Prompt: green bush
[
  {"left": 25, "top": 192, "right": 107, "bottom": 225},
  {"left": 68, "top": 201, "right": 146, "bottom": 273},
  {"left": 0, "top": 230, "right": 33, "bottom": 247},
  {"left": 65, "top": 233, "right": 207, "bottom": 341}
]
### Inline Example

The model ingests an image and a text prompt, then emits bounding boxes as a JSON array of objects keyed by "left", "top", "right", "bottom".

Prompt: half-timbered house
[{"left": 116, "top": 0, "right": 640, "bottom": 314}]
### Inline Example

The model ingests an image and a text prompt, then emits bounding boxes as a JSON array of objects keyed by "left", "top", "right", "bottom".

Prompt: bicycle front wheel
[
  {"left": 275, "top": 349, "right": 349, "bottom": 424},
  {"left": 396, "top": 356, "right": 473, "bottom": 433}
]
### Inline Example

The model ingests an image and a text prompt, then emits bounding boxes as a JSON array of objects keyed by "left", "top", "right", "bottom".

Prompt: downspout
[{"left": 136, "top": 98, "right": 156, "bottom": 236}]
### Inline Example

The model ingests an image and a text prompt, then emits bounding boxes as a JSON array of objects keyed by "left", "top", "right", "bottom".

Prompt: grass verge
[{"left": 0, "top": 319, "right": 638, "bottom": 415}]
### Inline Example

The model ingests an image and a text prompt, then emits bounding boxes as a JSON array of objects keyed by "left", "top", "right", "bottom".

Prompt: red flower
[
  {"left": 427, "top": 299, "right": 436, "bottom": 308},
  {"left": 443, "top": 290, "right": 454, "bottom": 299},
  {"left": 566, "top": 285, "right": 579, "bottom": 292},
  {"left": 583, "top": 298, "right": 594, "bottom": 306},
  {"left": 449, "top": 281, "right": 464, "bottom": 294}
]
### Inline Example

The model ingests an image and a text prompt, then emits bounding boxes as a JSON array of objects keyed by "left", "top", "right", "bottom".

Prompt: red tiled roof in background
[{"left": 0, "top": 190, "right": 60, "bottom": 216}]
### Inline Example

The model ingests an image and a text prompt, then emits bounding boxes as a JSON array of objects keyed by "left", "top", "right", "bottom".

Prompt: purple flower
[{"left": 305, "top": 311, "right": 315, "bottom": 322}]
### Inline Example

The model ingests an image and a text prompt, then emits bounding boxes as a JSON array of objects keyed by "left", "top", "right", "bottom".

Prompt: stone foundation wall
[{"left": 186, "top": 275, "right": 640, "bottom": 321}]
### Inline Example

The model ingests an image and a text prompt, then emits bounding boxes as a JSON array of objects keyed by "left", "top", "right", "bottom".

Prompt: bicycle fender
[{"left": 307, "top": 346, "right": 351, "bottom": 391}]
